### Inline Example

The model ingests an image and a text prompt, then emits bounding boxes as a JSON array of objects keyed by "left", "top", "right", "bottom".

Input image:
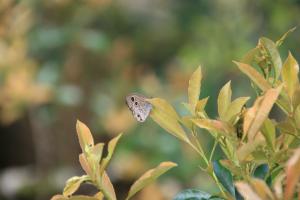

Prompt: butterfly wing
[{"left": 125, "top": 93, "right": 152, "bottom": 122}]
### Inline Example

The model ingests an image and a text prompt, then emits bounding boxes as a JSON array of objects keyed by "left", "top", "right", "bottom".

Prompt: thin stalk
[{"left": 209, "top": 139, "right": 218, "bottom": 162}]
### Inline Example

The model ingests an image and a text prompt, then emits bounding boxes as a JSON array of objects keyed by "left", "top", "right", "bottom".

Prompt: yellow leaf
[
  {"left": 76, "top": 120, "right": 94, "bottom": 153},
  {"left": 224, "top": 96, "right": 250, "bottom": 122},
  {"left": 218, "top": 81, "right": 232, "bottom": 119},
  {"left": 244, "top": 85, "right": 282, "bottom": 140},
  {"left": 195, "top": 97, "right": 209, "bottom": 116},
  {"left": 250, "top": 178, "right": 274, "bottom": 200},
  {"left": 282, "top": 51, "right": 299, "bottom": 100},
  {"left": 235, "top": 182, "right": 262, "bottom": 200},
  {"left": 188, "top": 66, "right": 202, "bottom": 112},
  {"left": 99, "top": 133, "right": 122, "bottom": 175},
  {"left": 101, "top": 171, "right": 117, "bottom": 200},
  {"left": 234, "top": 61, "right": 272, "bottom": 91},
  {"left": 148, "top": 98, "right": 180, "bottom": 120},
  {"left": 94, "top": 192, "right": 104, "bottom": 200},
  {"left": 284, "top": 148, "right": 300, "bottom": 200},
  {"left": 51, "top": 195, "right": 67, "bottom": 200},
  {"left": 148, "top": 98, "right": 190, "bottom": 142},
  {"left": 241, "top": 47, "right": 259, "bottom": 64},
  {"left": 125, "top": 162, "right": 177, "bottom": 200},
  {"left": 63, "top": 175, "right": 90, "bottom": 197},
  {"left": 68, "top": 195, "right": 99, "bottom": 200},
  {"left": 294, "top": 105, "right": 300, "bottom": 129},
  {"left": 91, "top": 143, "right": 105, "bottom": 166}
]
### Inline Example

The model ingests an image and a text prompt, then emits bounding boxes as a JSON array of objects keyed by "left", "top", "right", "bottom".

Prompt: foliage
[
  {"left": 147, "top": 29, "right": 300, "bottom": 199},
  {"left": 51, "top": 120, "right": 176, "bottom": 200}
]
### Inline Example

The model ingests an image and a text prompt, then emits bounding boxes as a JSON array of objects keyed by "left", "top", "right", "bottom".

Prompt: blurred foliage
[{"left": 0, "top": 0, "right": 300, "bottom": 199}]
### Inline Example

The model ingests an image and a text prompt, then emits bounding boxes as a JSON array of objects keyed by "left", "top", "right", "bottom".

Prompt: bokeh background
[{"left": 0, "top": 0, "right": 300, "bottom": 199}]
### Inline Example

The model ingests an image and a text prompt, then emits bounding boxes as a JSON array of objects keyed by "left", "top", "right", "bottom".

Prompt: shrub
[{"left": 52, "top": 28, "right": 300, "bottom": 200}]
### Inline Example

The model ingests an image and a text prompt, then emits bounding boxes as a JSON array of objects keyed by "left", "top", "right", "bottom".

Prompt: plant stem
[{"left": 209, "top": 139, "right": 218, "bottom": 162}]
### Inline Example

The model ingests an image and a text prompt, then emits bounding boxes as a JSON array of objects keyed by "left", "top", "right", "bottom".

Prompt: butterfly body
[{"left": 125, "top": 93, "right": 152, "bottom": 122}]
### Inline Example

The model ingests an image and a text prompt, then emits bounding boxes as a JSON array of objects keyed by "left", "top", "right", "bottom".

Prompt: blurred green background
[{"left": 0, "top": 0, "right": 300, "bottom": 199}]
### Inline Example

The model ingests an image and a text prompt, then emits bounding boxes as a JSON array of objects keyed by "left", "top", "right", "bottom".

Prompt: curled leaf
[
  {"left": 125, "top": 161, "right": 177, "bottom": 200},
  {"left": 63, "top": 175, "right": 90, "bottom": 197}
]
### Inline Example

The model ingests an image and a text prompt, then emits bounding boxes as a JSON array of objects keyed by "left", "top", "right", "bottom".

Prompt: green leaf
[
  {"left": 275, "top": 27, "right": 296, "bottom": 46},
  {"left": 126, "top": 161, "right": 177, "bottom": 200},
  {"left": 224, "top": 97, "right": 250, "bottom": 122},
  {"left": 282, "top": 51, "right": 299, "bottom": 100},
  {"left": 218, "top": 81, "right": 232, "bottom": 119},
  {"left": 173, "top": 189, "right": 212, "bottom": 200},
  {"left": 76, "top": 120, "right": 94, "bottom": 153},
  {"left": 149, "top": 98, "right": 190, "bottom": 142},
  {"left": 99, "top": 133, "right": 122, "bottom": 175},
  {"left": 63, "top": 175, "right": 90, "bottom": 197},
  {"left": 253, "top": 164, "right": 269, "bottom": 180},
  {"left": 188, "top": 66, "right": 202, "bottom": 113},
  {"left": 213, "top": 160, "right": 235, "bottom": 198},
  {"left": 261, "top": 119, "right": 275, "bottom": 151},
  {"left": 233, "top": 61, "right": 271, "bottom": 91},
  {"left": 259, "top": 37, "right": 282, "bottom": 80},
  {"left": 237, "top": 133, "right": 265, "bottom": 161}
]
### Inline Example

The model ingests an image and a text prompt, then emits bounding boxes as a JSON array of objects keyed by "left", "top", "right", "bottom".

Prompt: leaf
[
  {"left": 218, "top": 81, "right": 232, "bottom": 119},
  {"left": 192, "top": 119, "right": 234, "bottom": 137},
  {"left": 224, "top": 97, "right": 250, "bottom": 122},
  {"left": 76, "top": 120, "right": 94, "bottom": 153},
  {"left": 91, "top": 143, "right": 105, "bottom": 166},
  {"left": 195, "top": 97, "right": 209, "bottom": 116},
  {"left": 94, "top": 192, "right": 104, "bottom": 200},
  {"left": 149, "top": 98, "right": 190, "bottom": 142},
  {"left": 233, "top": 61, "right": 271, "bottom": 91},
  {"left": 101, "top": 171, "right": 117, "bottom": 200},
  {"left": 241, "top": 47, "right": 259, "bottom": 64},
  {"left": 68, "top": 195, "right": 99, "bottom": 200},
  {"left": 173, "top": 189, "right": 212, "bottom": 200},
  {"left": 79, "top": 153, "right": 93, "bottom": 177},
  {"left": 126, "top": 161, "right": 177, "bottom": 200},
  {"left": 99, "top": 133, "right": 122, "bottom": 175},
  {"left": 235, "top": 182, "right": 262, "bottom": 200},
  {"left": 63, "top": 175, "right": 90, "bottom": 197},
  {"left": 249, "top": 178, "right": 274, "bottom": 200},
  {"left": 213, "top": 160, "right": 235, "bottom": 197},
  {"left": 237, "top": 132, "right": 265, "bottom": 161},
  {"left": 188, "top": 66, "right": 202, "bottom": 113},
  {"left": 276, "top": 27, "right": 296, "bottom": 46},
  {"left": 259, "top": 37, "right": 282, "bottom": 80},
  {"left": 148, "top": 98, "right": 180, "bottom": 120},
  {"left": 261, "top": 119, "right": 276, "bottom": 151},
  {"left": 284, "top": 148, "right": 300, "bottom": 200},
  {"left": 253, "top": 164, "right": 269, "bottom": 180},
  {"left": 282, "top": 51, "right": 299, "bottom": 100},
  {"left": 244, "top": 85, "right": 283, "bottom": 140},
  {"left": 51, "top": 195, "right": 67, "bottom": 200},
  {"left": 294, "top": 105, "right": 300, "bottom": 129}
]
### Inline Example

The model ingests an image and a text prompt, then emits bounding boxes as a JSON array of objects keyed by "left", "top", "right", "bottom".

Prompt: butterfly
[{"left": 125, "top": 93, "right": 152, "bottom": 122}]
